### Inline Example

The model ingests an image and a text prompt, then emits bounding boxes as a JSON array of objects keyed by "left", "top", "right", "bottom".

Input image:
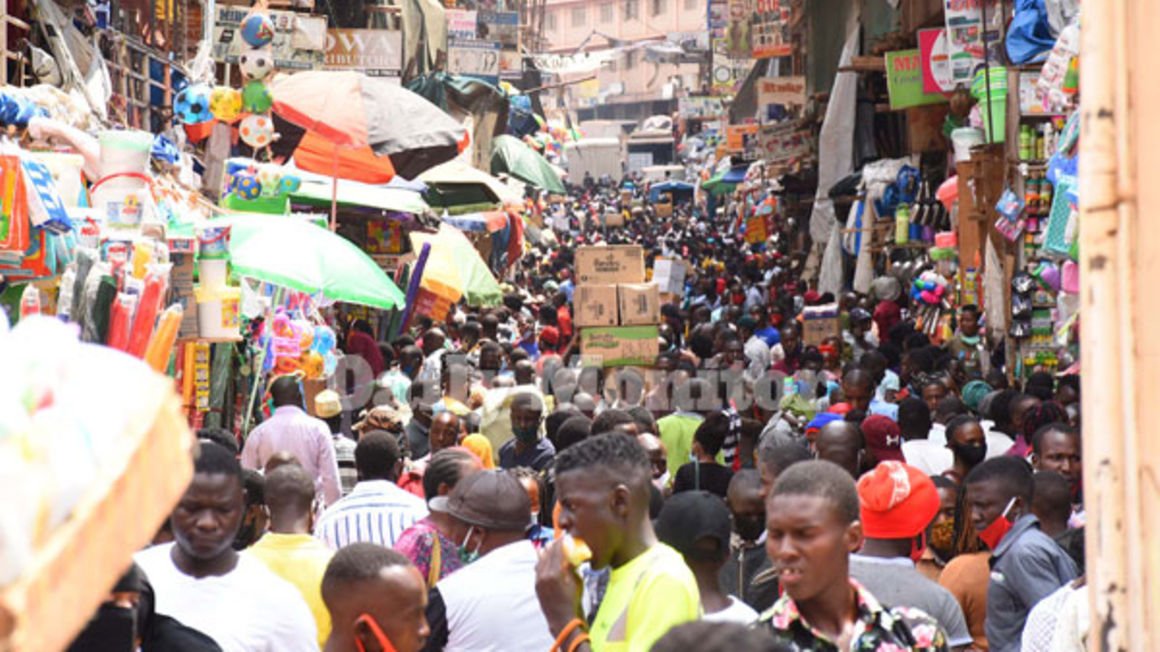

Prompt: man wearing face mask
[
  {"left": 498, "top": 392, "right": 555, "bottom": 472},
  {"left": 718, "top": 470, "right": 779, "bottom": 613},
  {"left": 943, "top": 416, "right": 988, "bottom": 484},
  {"left": 849, "top": 462, "right": 974, "bottom": 651},
  {"left": 965, "top": 457, "right": 1077, "bottom": 652},
  {"left": 421, "top": 470, "right": 554, "bottom": 652}
]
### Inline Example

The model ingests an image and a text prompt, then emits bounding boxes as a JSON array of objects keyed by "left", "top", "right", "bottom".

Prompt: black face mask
[
  {"left": 68, "top": 604, "right": 137, "bottom": 652},
  {"left": 733, "top": 514, "right": 766, "bottom": 543},
  {"left": 951, "top": 442, "right": 987, "bottom": 467}
]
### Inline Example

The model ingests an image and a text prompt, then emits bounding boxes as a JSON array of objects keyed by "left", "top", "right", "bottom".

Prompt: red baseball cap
[
  {"left": 862, "top": 414, "right": 906, "bottom": 464},
  {"left": 857, "top": 461, "right": 940, "bottom": 539}
]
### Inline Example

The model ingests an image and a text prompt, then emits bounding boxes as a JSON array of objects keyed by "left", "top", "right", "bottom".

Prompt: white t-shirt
[
  {"left": 702, "top": 595, "right": 759, "bottom": 624},
  {"left": 135, "top": 543, "right": 319, "bottom": 652}
]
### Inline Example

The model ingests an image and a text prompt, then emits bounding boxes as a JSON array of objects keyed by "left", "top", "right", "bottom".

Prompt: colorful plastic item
[
  {"left": 106, "top": 292, "right": 137, "bottom": 351},
  {"left": 209, "top": 86, "right": 243, "bottom": 123},
  {"left": 241, "top": 81, "right": 273, "bottom": 114},
  {"left": 239, "top": 114, "right": 274, "bottom": 149},
  {"left": 174, "top": 83, "right": 213, "bottom": 125},
  {"left": 144, "top": 304, "right": 183, "bottom": 373},
  {"left": 239, "top": 47, "right": 274, "bottom": 81},
  {"left": 240, "top": 12, "right": 275, "bottom": 48},
  {"left": 127, "top": 268, "right": 167, "bottom": 357}
]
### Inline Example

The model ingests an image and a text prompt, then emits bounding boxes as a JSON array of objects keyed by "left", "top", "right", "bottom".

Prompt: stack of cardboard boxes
[{"left": 572, "top": 245, "right": 662, "bottom": 367}]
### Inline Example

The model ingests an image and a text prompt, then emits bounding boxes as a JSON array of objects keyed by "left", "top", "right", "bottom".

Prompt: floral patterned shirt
[
  {"left": 393, "top": 517, "right": 463, "bottom": 587},
  {"left": 756, "top": 579, "right": 950, "bottom": 651}
]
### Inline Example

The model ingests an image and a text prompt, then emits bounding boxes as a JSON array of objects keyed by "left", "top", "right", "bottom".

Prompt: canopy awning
[{"left": 290, "top": 178, "right": 429, "bottom": 214}]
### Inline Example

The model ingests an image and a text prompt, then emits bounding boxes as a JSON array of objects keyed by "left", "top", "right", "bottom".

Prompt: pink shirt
[{"left": 242, "top": 406, "right": 342, "bottom": 505}]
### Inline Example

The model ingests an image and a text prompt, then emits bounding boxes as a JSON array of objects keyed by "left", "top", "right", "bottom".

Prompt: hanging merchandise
[
  {"left": 239, "top": 12, "right": 276, "bottom": 48},
  {"left": 241, "top": 81, "right": 273, "bottom": 114},
  {"left": 209, "top": 86, "right": 244, "bottom": 123},
  {"left": 239, "top": 48, "right": 275, "bottom": 81},
  {"left": 1036, "top": 21, "right": 1079, "bottom": 113},
  {"left": 994, "top": 187, "right": 1027, "bottom": 241},
  {"left": 239, "top": 114, "right": 275, "bottom": 149},
  {"left": 174, "top": 84, "right": 213, "bottom": 125}
]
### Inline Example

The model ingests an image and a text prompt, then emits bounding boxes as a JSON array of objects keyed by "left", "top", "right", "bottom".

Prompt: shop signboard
[
  {"left": 711, "top": 38, "right": 752, "bottom": 96},
  {"left": 750, "top": 0, "right": 794, "bottom": 59},
  {"left": 448, "top": 40, "right": 501, "bottom": 84},
  {"left": 755, "top": 121, "right": 815, "bottom": 166},
  {"left": 476, "top": 11, "right": 519, "bottom": 47},
  {"left": 918, "top": 28, "right": 954, "bottom": 94},
  {"left": 212, "top": 6, "right": 326, "bottom": 70},
  {"left": 446, "top": 9, "right": 478, "bottom": 40},
  {"left": 756, "top": 76, "right": 806, "bottom": 108},
  {"left": 325, "top": 29, "right": 402, "bottom": 77},
  {"left": 725, "top": 124, "right": 759, "bottom": 153},
  {"left": 745, "top": 214, "right": 768, "bottom": 244},
  {"left": 679, "top": 96, "right": 725, "bottom": 119},
  {"left": 885, "top": 49, "right": 948, "bottom": 110},
  {"left": 943, "top": 0, "right": 1003, "bottom": 85}
]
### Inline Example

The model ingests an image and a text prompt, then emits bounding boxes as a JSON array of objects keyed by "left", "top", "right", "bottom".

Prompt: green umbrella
[
  {"left": 490, "top": 135, "right": 566, "bottom": 195},
  {"left": 216, "top": 214, "right": 406, "bottom": 310}
]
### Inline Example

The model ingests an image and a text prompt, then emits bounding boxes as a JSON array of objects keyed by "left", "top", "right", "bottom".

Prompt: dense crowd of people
[{"left": 68, "top": 177, "right": 1086, "bottom": 651}]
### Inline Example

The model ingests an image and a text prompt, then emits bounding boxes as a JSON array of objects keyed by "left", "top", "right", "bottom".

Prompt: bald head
[{"left": 815, "top": 421, "right": 864, "bottom": 479}]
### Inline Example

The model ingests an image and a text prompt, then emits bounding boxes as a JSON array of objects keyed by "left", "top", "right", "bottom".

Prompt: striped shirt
[{"left": 313, "top": 479, "right": 429, "bottom": 550}]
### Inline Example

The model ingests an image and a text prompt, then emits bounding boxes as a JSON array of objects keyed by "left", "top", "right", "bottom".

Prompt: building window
[
  {"left": 600, "top": 2, "right": 615, "bottom": 23},
  {"left": 571, "top": 6, "right": 586, "bottom": 27},
  {"left": 546, "top": 10, "right": 557, "bottom": 31},
  {"left": 651, "top": 0, "right": 666, "bottom": 16},
  {"left": 624, "top": 0, "right": 639, "bottom": 20},
  {"left": 683, "top": 0, "right": 699, "bottom": 10}
]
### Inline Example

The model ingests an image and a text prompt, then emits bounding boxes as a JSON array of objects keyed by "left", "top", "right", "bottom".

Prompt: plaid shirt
[{"left": 757, "top": 579, "right": 950, "bottom": 651}]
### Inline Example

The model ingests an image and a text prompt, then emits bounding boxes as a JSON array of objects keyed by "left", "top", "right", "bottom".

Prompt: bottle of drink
[{"left": 895, "top": 203, "right": 910, "bottom": 244}]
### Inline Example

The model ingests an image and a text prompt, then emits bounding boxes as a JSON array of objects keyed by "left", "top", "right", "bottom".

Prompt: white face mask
[{"left": 653, "top": 471, "right": 670, "bottom": 491}]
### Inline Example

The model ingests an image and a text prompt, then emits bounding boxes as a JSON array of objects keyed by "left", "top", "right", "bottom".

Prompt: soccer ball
[
  {"left": 241, "top": 80, "right": 273, "bottom": 113},
  {"left": 256, "top": 164, "right": 283, "bottom": 197},
  {"left": 239, "top": 47, "right": 274, "bottom": 81},
  {"left": 240, "top": 13, "right": 275, "bottom": 48},
  {"left": 239, "top": 114, "right": 275, "bottom": 149},
  {"left": 208, "top": 86, "right": 243, "bottom": 123},
  {"left": 174, "top": 83, "right": 212, "bottom": 124},
  {"left": 232, "top": 172, "right": 262, "bottom": 200}
]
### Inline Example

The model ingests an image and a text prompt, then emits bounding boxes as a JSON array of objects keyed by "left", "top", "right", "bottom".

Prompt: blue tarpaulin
[{"left": 649, "top": 181, "right": 695, "bottom": 202}]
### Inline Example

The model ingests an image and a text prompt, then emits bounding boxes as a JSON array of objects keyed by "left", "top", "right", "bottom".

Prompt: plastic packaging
[
  {"left": 144, "top": 304, "right": 183, "bottom": 373},
  {"left": 126, "top": 264, "right": 170, "bottom": 357},
  {"left": 106, "top": 292, "right": 137, "bottom": 351},
  {"left": 56, "top": 268, "right": 76, "bottom": 320},
  {"left": 19, "top": 285, "right": 41, "bottom": 320}
]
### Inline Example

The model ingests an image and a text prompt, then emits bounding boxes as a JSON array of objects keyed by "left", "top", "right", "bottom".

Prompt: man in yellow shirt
[
  {"left": 246, "top": 463, "right": 334, "bottom": 650},
  {"left": 537, "top": 434, "right": 701, "bottom": 651}
]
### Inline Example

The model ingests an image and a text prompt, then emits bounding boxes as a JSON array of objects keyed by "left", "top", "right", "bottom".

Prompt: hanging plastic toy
[
  {"left": 239, "top": 47, "right": 275, "bottom": 81},
  {"left": 209, "top": 86, "right": 244, "bottom": 123},
  {"left": 240, "top": 12, "right": 276, "bottom": 48},
  {"left": 239, "top": 114, "right": 275, "bottom": 149},
  {"left": 241, "top": 80, "right": 273, "bottom": 113},
  {"left": 174, "top": 83, "right": 213, "bottom": 124}
]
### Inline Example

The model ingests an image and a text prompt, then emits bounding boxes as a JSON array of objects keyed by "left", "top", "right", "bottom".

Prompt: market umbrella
[
  {"left": 490, "top": 135, "right": 566, "bottom": 195},
  {"left": 270, "top": 71, "right": 468, "bottom": 179},
  {"left": 409, "top": 223, "right": 502, "bottom": 306},
  {"left": 216, "top": 214, "right": 406, "bottom": 310},
  {"left": 420, "top": 159, "right": 524, "bottom": 209}
]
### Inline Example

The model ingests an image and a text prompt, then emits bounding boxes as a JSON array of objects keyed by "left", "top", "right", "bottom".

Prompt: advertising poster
[
  {"left": 756, "top": 120, "right": 815, "bottom": 165},
  {"left": 679, "top": 96, "right": 725, "bottom": 119},
  {"left": 212, "top": 6, "right": 325, "bottom": 70},
  {"left": 724, "top": 0, "right": 753, "bottom": 60},
  {"left": 885, "top": 49, "right": 948, "bottom": 110},
  {"left": 918, "top": 28, "right": 954, "bottom": 94},
  {"left": 943, "top": 0, "right": 1003, "bottom": 85},
  {"left": 448, "top": 40, "right": 501, "bottom": 84},
  {"left": 725, "top": 124, "right": 759, "bottom": 153},
  {"left": 325, "top": 29, "right": 402, "bottom": 77},
  {"left": 756, "top": 76, "right": 806, "bottom": 107},
  {"left": 750, "top": 0, "right": 793, "bottom": 59},
  {"left": 446, "top": 9, "right": 478, "bottom": 41}
]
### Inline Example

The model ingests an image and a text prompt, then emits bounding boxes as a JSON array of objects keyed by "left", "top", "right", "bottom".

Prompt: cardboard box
[
  {"left": 574, "top": 245, "right": 646, "bottom": 285},
  {"left": 801, "top": 303, "right": 841, "bottom": 347},
  {"left": 580, "top": 325, "right": 661, "bottom": 367},
  {"left": 573, "top": 284, "right": 619, "bottom": 327},
  {"left": 618, "top": 283, "right": 660, "bottom": 326},
  {"left": 603, "top": 211, "right": 625, "bottom": 227},
  {"left": 655, "top": 201, "right": 673, "bottom": 218}
]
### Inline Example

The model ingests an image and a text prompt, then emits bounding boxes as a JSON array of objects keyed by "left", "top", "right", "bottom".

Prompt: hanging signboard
[
  {"left": 476, "top": 11, "right": 518, "bottom": 47},
  {"left": 531, "top": 49, "right": 619, "bottom": 75},
  {"left": 745, "top": 214, "right": 769, "bottom": 244},
  {"left": 679, "top": 96, "right": 725, "bottom": 119},
  {"left": 212, "top": 7, "right": 326, "bottom": 70},
  {"left": 943, "top": 0, "right": 1003, "bottom": 86},
  {"left": 751, "top": 0, "right": 793, "bottom": 59},
  {"left": 756, "top": 121, "right": 815, "bottom": 165},
  {"left": 325, "top": 29, "right": 403, "bottom": 77},
  {"left": 756, "top": 76, "right": 807, "bottom": 107},
  {"left": 724, "top": 0, "right": 753, "bottom": 60},
  {"left": 446, "top": 9, "right": 478, "bottom": 40},
  {"left": 218, "top": 11, "right": 325, "bottom": 68},
  {"left": 711, "top": 38, "right": 751, "bottom": 96},
  {"left": 918, "top": 28, "right": 954, "bottom": 94},
  {"left": 885, "top": 49, "right": 948, "bottom": 110},
  {"left": 725, "top": 124, "right": 759, "bottom": 153},
  {"left": 448, "top": 40, "right": 501, "bottom": 84}
]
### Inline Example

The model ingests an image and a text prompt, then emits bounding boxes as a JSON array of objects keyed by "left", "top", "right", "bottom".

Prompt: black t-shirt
[{"left": 672, "top": 460, "right": 733, "bottom": 498}]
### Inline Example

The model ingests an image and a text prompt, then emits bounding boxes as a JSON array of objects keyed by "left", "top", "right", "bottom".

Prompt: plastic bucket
[
  {"left": 194, "top": 286, "right": 241, "bottom": 340},
  {"left": 198, "top": 259, "right": 228, "bottom": 290},
  {"left": 93, "top": 184, "right": 150, "bottom": 229},
  {"left": 951, "top": 128, "right": 985, "bottom": 162},
  {"left": 27, "top": 152, "right": 86, "bottom": 208},
  {"left": 198, "top": 226, "right": 231, "bottom": 260},
  {"left": 98, "top": 130, "right": 153, "bottom": 183},
  {"left": 980, "top": 98, "right": 1007, "bottom": 143}
]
